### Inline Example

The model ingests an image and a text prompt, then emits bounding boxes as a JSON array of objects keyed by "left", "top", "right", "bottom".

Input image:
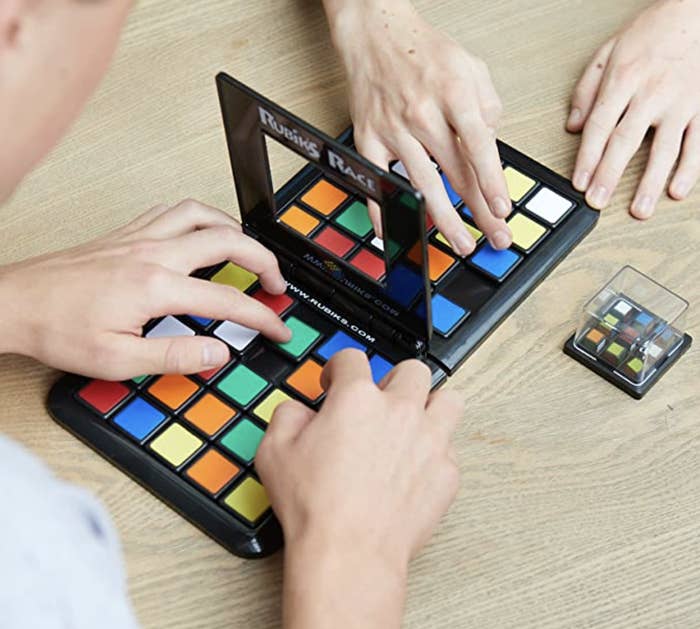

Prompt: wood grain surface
[{"left": 1, "top": 1, "right": 698, "bottom": 627}]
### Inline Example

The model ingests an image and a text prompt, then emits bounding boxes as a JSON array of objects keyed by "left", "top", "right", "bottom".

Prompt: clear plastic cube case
[{"left": 571, "top": 266, "right": 689, "bottom": 388}]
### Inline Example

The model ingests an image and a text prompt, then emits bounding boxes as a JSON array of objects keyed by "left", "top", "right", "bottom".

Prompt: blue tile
[
  {"left": 317, "top": 331, "right": 367, "bottom": 361},
  {"left": 441, "top": 173, "right": 462, "bottom": 207},
  {"left": 416, "top": 295, "right": 469, "bottom": 336},
  {"left": 386, "top": 264, "right": 423, "bottom": 307},
  {"left": 369, "top": 355, "right": 394, "bottom": 384},
  {"left": 470, "top": 245, "right": 521, "bottom": 280},
  {"left": 113, "top": 397, "right": 166, "bottom": 441},
  {"left": 190, "top": 316, "right": 213, "bottom": 327},
  {"left": 636, "top": 311, "right": 654, "bottom": 327},
  {"left": 460, "top": 205, "right": 473, "bottom": 219}
]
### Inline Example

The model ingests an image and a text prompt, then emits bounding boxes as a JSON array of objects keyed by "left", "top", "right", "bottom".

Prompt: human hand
[
  {"left": 568, "top": 0, "right": 700, "bottom": 218},
  {"left": 0, "top": 199, "right": 290, "bottom": 379},
  {"left": 324, "top": 0, "right": 512, "bottom": 255}
]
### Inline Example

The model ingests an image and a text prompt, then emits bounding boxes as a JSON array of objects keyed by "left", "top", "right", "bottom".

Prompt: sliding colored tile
[
  {"left": 286, "top": 359, "right": 324, "bottom": 403},
  {"left": 146, "top": 316, "right": 194, "bottom": 339},
  {"left": 252, "top": 289, "right": 294, "bottom": 317},
  {"left": 301, "top": 179, "right": 348, "bottom": 216},
  {"left": 189, "top": 316, "right": 213, "bottom": 327},
  {"left": 211, "top": 262, "right": 258, "bottom": 292},
  {"left": 113, "top": 398, "right": 166, "bottom": 441},
  {"left": 214, "top": 320, "right": 259, "bottom": 352},
  {"left": 369, "top": 355, "right": 394, "bottom": 384},
  {"left": 198, "top": 364, "right": 226, "bottom": 383},
  {"left": 132, "top": 375, "right": 148, "bottom": 385},
  {"left": 386, "top": 264, "right": 422, "bottom": 307},
  {"left": 602, "top": 313, "right": 620, "bottom": 330},
  {"left": 253, "top": 389, "right": 292, "bottom": 424},
  {"left": 184, "top": 393, "right": 237, "bottom": 436},
  {"left": 632, "top": 311, "right": 655, "bottom": 334},
  {"left": 619, "top": 326, "right": 640, "bottom": 345},
  {"left": 460, "top": 205, "right": 473, "bottom": 219},
  {"left": 148, "top": 375, "right": 199, "bottom": 410},
  {"left": 611, "top": 299, "right": 633, "bottom": 320},
  {"left": 507, "top": 213, "right": 548, "bottom": 252},
  {"left": 391, "top": 161, "right": 409, "bottom": 179},
  {"left": 349, "top": 249, "right": 385, "bottom": 281},
  {"left": 369, "top": 236, "right": 401, "bottom": 259},
  {"left": 441, "top": 173, "right": 462, "bottom": 207},
  {"left": 78, "top": 380, "right": 130, "bottom": 415},
  {"left": 216, "top": 365, "right": 269, "bottom": 407},
  {"left": 334, "top": 201, "right": 373, "bottom": 238},
  {"left": 525, "top": 187, "right": 573, "bottom": 225},
  {"left": 316, "top": 331, "right": 367, "bottom": 361},
  {"left": 435, "top": 222, "right": 483, "bottom": 250},
  {"left": 149, "top": 423, "right": 203, "bottom": 467},
  {"left": 220, "top": 419, "right": 265, "bottom": 464},
  {"left": 314, "top": 225, "right": 355, "bottom": 257},
  {"left": 277, "top": 316, "right": 321, "bottom": 359},
  {"left": 504, "top": 167, "right": 536, "bottom": 203},
  {"left": 185, "top": 449, "right": 240, "bottom": 495},
  {"left": 279, "top": 205, "right": 320, "bottom": 236},
  {"left": 469, "top": 244, "right": 521, "bottom": 281},
  {"left": 622, "top": 357, "right": 644, "bottom": 382},
  {"left": 580, "top": 327, "right": 607, "bottom": 354},
  {"left": 416, "top": 295, "right": 468, "bottom": 336},
  {"left": 601, "top": 341, "right": 627, "bottom": 367},
  {"left": 222, "top": 476, "right": 270, "bottom": 525}
]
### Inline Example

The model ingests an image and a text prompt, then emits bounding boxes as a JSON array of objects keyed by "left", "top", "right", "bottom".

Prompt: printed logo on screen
[{"left": 258, "top": 107, "right": 321, "bottom": 160}]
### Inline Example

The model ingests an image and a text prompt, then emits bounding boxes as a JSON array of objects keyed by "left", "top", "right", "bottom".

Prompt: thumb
[{"left": 120, "top": 335, "right": 230, "bottom": 376}]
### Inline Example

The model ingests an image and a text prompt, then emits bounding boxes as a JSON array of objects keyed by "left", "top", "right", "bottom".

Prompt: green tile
[
  {"left": 216, "top": 365, "right": 268, "bottom": 407},
  {"left": 335, "top": 201, "right": 373, "bottom": 238},
  {"left": 132, "top": 375, "right": 148, "bottom": 385},
  {"left": 220, "top": 419, "right": 265, "bottom": 463},
  {"left": 277, "top": 316, "right": 321, "bottom": 358}
]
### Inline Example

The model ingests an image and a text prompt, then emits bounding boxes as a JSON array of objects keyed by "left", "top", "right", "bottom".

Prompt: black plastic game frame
[{"left": 48, "top": 74, "right": 600, "bottom": 559}]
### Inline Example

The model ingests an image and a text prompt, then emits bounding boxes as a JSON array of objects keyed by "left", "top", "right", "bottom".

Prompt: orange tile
[
  {"left": 301, "top": 180, "right": 348, "bottom": 216},
  {"left": 184, "top": 393, "right": 237, "bottom": 436},
  {"left": 185, "top": 449, "right": 240, "bottom": 495},
  {"left": 279, "top": 205, "right": 321, "bottom": 236},
  {"left": 286, "top": 359, "right": 324, "bottom": 403},
  {"left": 408, "top": 242, "right": 457, "bottom": 282},
  {"left": 147, "top": 375, "right": 199, "bottom": 410}
]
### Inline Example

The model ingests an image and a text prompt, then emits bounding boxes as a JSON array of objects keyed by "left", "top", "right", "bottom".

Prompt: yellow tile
[
  {"left": 253, "top": 388, "right": 292, "bottom": 424},
  {"left": 149, "top": 423, "right": 203, "bottom": 466},
  {"left": 436, "top": 223, "right": 483, "bottom": 249},
  {"left": 211, "top": 262, "right": 257, "bottom": 292},
  {"left": 507, "top": 213, "right": 547, "bottom": 250},
  {"left": 504, "top": 167, "right": 536, "bottom": 203},
  {"left": 223, "top": 476, "right": 270, "bottom": 523}
]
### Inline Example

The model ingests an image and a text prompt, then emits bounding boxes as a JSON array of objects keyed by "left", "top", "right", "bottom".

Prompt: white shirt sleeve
[{"left": 0, "top": 435, "right": 140, "bottom": 629}]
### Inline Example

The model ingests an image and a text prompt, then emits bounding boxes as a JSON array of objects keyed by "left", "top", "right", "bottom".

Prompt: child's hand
[
  {"left": 568, "top": 0, "right": 700, "bottom": 218},
  {"left": 256, "top": 350, "right": 461, "bottom": 628},
  {"left": 0, "top": 199, "right": 290, "bottom": 379},
  {"left": 325, "top": 0, "right": 512, "bottom": 255}
]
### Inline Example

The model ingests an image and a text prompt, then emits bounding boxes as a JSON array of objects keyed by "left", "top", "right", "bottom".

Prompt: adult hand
[
  {"left": 324, "top": 0, "right": 512, "bottom": 255},
  {"left": 0, "top": 199, "right": 290, "bottom": 379},
  {"left": 257, "top": 350, "right": 462, "bottom": 629},
  {"left": 568, "top": 0, "right": 700, "bottom": 218}
]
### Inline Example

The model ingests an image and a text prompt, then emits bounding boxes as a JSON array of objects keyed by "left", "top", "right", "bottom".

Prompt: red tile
[
  {"left": 252, "top": 289, "right": 295, "bottom": 316},
  {"left": 78, "top": 380, "right": 130, "bottom": 414},
  {"left": 313, "top": 226, "right": 355, "bottom": 257},
  {"left": 349, "top": 249, "right": 385, "bottom": 280}
]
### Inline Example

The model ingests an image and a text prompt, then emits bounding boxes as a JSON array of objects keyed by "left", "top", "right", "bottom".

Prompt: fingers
[
  {"left": 447, "top": 106, "right": 511, "bottom": 220},
  {"left": 670, "top": 117, "right": 700, "bottom": 200},
  {"left": 573, "top": 76, "right": 637, "bottom": 197},
  {"left": 583, "top": 103, "right": 650, "bottom": 210},
  {"left": 264, "top": 399, "right": 316, "bottom": 445},
  {"left": 394, "top": 134, "right": 474, "bottom": 256},
  {"left": 426, "top": 389, "right": 463, "bottom": 442},
  {"left": 378, "top": 359, "right": 432, "bottom": 406},
  {"left": 355, "top": 130, "right": 392, "bottom": 238},
  {"left": 117, "top": 334, "right": 231, "bottom": 375},
  {"left": 150, "top": 271, "right": 291, "bottom": 342},
  {"left": 631, "top": 123, "right": 685, "bottom": 219},
  {"left": 119, "top": 204, "right": 171, "bottom": 236},
  {"left": 132, "top": 199, "right": 241, "bottom": 240},
  {"left": 321, "top": 348, "right": 373, "bottom": 393},
  {"left": 153, "top": 226, "right": 287, "bottom": 294},
  {"left": 567, "top": 39, "right": 616, "bottom": 133}
]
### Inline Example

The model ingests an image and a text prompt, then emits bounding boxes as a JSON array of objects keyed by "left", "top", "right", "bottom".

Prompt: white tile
[
  {"left": 391, "top": 161, "right": 409, "bottom": 179},
  {"left": 214, "top": 320, "right": 259, "bottom": 351},
  {"left": 525, "top": 187, "right": 573, "bottom": 225},
  {"left": 646, "top": 342, "right": 663, "bottom": 360},
  {"left": 612, "top": 300, "right": 632, "bottom": 317},
  {"left": 370, "top": 236, "right": 385, "bottom": 251},
  {"left": 146, "top": 316, "right": 195, "bottom": 339}
]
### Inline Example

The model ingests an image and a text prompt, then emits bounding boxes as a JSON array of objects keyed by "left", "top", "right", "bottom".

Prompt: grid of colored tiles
[
  {"left": 316, "top": 331, "right": 367, "bottom": 361},
  {"left": 507, "top": 213, "right": 548, "bottom": 252},
  {"left": 504, "top": 167, "right": 536, "bottom": 203},
  {"left": 314, "top": 225, "right": 355, "bottom": 257},
  {"left": 470, "top": 245, "right": 522, "bottom": 281},
  {"left": 113, "top": 397, "right": 166, "bottom": 441}
]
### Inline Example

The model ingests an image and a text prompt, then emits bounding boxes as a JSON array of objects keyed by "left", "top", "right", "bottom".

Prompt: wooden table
[{"left": 1, "top": 1, "right": 698, "bottom": 627}]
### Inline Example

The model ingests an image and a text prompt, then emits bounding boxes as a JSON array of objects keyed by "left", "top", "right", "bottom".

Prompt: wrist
[{"left": 0, "top": 266, "right": 25, "bottom": 355}]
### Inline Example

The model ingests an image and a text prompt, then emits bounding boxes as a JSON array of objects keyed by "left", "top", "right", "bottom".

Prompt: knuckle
[
  {"left": 127, "top": 238, "right": 160, "bottom": 259},
  {"left": 403, "top": 98, "right": 434, "bottom": 131},
  {"left": 162, "top": 339, "right": 187, "bottom": 373},
  {"left": 141, "top": 263, "right": 167, "bottom": 292}
]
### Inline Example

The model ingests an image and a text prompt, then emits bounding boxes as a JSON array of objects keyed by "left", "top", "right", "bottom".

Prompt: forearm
[
  {"left": 283, "top": 534, "right": 408, "bottom": 629},
  {"left": 0, "top": 265, "right": 25, "bottom": 355}
]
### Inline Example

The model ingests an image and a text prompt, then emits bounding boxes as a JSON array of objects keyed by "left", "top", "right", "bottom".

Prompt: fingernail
[
  {"left": 492, "top": 196, "right": 511, "bottom": 219},
  {"left": 573, "top": 170, "right": 591, "bottom": 191},
  {"left": 672, "top": 179, "right": 690, "bottom": 199},
  {"left": 492, "top": 229, "right": 512, "bottom": 250},
  {"left": 453, "top": 231, "right": 475, "bottom": 257},
  {"left": 203, "top": 342, "right": 229, "bottom": 368},
  {"left": 587, "top": 184, "right": 609, "bottom": 209},
  {"left": 632, "top": 195, "right": 653, "bottom": 219},
  {"left": 568, "top": 108, "right": 582, "bottom": 128}
]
